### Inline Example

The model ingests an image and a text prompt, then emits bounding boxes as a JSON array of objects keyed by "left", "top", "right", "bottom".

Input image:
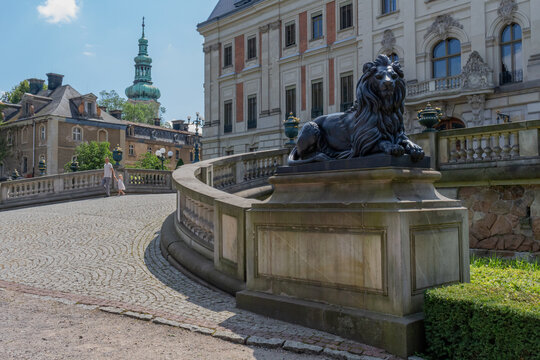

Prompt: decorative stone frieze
[
  {"left": 269, "top": 20, "right": 281, "bottom": 30},
  {"left": 259, "top": 24, "right": 269, "bottom": 33},
  {"left": 461, "top": 51, "right": 494, "bottom": 90},
  {"left": 498, "top": 0, "right": 518, "bottom": 25},
  {"left": 467, "top": 94, "right": 486, "bottom": 123},
  {"left": 424, "top": 14, "right": 463, "bottom": 39},
  {"left": 380, "top": 29, "right": 396, "bottom": 54}
]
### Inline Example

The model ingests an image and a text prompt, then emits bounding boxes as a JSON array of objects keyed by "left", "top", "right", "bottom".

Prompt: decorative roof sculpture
[{"left": 125, "top": 17, "right": 161, "bottom": 102}]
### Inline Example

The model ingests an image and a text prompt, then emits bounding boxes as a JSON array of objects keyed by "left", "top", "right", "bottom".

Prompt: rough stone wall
[{"left": 459, "top": 185, "right": 540, "bottom": 253}]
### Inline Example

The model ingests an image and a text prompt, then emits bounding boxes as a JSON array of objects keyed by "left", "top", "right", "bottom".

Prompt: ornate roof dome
[{"left": 125, "top": 18, "right": 161, "bottom": 101}]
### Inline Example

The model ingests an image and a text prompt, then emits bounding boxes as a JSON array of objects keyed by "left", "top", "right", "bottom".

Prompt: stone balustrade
[
  {"left": 435, "top": 120, "right": 540, "bottom": 169},
  {"left": 407, "top": 74, "right": 462, "bottom": 98},
  {"left": 168, "top": 148, "right": 288, "bottom": 278},
  {"left": 0, "top": 168, "right": 174, "bottom": 210}
]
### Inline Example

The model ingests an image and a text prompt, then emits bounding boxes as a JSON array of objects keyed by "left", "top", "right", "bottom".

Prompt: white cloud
[
  {"left": 37, "top": 0, "right": 80, "bottom": 24},
  {"left": 85, "top": 43, "right": 93, "bottom": 48},
  {"left": 82, "top": 51, "right": 95, "bottom": 57}
]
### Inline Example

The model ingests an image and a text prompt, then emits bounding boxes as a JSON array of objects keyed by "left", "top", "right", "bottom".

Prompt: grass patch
[{"left": 423, "top": 256, "right": 540, "bottom": 360}]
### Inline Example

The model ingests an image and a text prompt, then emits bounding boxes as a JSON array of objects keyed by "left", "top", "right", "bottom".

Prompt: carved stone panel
[
  {"left": 498, "top": 0, "right": 518, "bottom": 25},
  {"left": 381, "top": 29, "right": 396, "bottom": 54},
  {"left": 461, "top": 51, "right": 494, "bottom": 90},
  {"left": 424, "top": 14, "right": 463, "bottom": 39}
]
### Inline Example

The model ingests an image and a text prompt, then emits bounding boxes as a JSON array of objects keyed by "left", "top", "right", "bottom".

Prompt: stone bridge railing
[
  {"left": 0, "top": 168, "right": 173, "bottom": 210},
  {"left": 166, "top": 148, "right": 288, "bottom": 283}
]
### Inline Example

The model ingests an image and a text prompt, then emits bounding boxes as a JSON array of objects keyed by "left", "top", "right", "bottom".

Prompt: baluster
[
  {"left": 457, "top": 137, "right": 466, "bottom": 162},
  {"left": 466, "top": 136, "right": 474, "bottom": 162},
  {"left": 492, "top": 133, "right": 502, "bottom": 160},
  {"left": 482, "top": 134, "right": 492, "bottom": 161},
  {"left": 473, "top": 136, "right": 483, "bottom": 161},
  {"left": 501, "top": 132, "right": 511, "bottom": 160},
  {"left": 510, "top": 131, "right": 520, "bottom": 158}
]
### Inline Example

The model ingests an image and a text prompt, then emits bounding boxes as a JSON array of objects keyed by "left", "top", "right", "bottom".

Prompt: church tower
[{"left": 125, "top": 18, "right": 161, "bottom": 118}]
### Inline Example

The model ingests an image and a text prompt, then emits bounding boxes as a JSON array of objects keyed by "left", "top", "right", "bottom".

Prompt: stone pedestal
[{"left": 238, "top": 155, "right": 469, "bottom": 358}]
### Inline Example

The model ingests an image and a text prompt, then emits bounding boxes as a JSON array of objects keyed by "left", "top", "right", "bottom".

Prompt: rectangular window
[
  {"left": 312, "top": 14, "right": 323, "bottom": 40},
  {"left": 340, "top": 73, "right": 354, "bottom": 112},
  {"left": 224, "top": 101, "right": 233, "bottom": 133},
  {"left": 86, "top": 102, "right": 93, "bottom": 116},
  {"left": 247, "top": 96, "right": 257, "bottom": 129},
  {"left": 340, "top": 3, "right": 353, "bottom": 30},
  {"left": 382, "top": 0, "right": 396, "bottom": 14},
  {"left": 176, "top": 150, "right": 179, "bottom": 159},
  {"left": 224, "top": 44, "right": 233, "bottom": 67},
  {"left": 285, "top": 87, "right": 296, "bottom": 117},
  {"left": 128, "top": 145, "right": 134, "bottom": 156},
  {"left": 285, "top": 22, "right": 296, "bottom": 47},
  {"left": 225, "top": 149, "right": 234, "bottom": 156},
  {"left": 311, "top": 80, "right": 323, "bottom": 119},
  {"left": 247, "top": 36, "right": 257, "bottom": 60}
]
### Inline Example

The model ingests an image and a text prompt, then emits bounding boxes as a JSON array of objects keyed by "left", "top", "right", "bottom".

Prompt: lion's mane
[{"left": 349, "top": 54, "right": 406, "bottom": 157}]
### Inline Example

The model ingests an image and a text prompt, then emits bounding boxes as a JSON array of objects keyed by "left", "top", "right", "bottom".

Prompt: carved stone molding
[
  {"left": 498, "top": 0, "right": 518, "bottom": 25},
  {"left": 424, "top": 14, "right": 463, "bottom": 39},
  {"left": 461, "top": 51, "right": 494, "bottom": 90},
  {"left": 259, "top": 24, "right": 270, "bottom": 33},
  {"left": 467, "top": 94, "right": 486, "bottom": 123},
  {"left": 381, "top": 29, "right": 396, "bottom": 54},
  {"left": 269, "top": 20, "right": 281, "bottom": 30},
  {"left": 203, "top": 43, "right": 220, "bottom": 53}
]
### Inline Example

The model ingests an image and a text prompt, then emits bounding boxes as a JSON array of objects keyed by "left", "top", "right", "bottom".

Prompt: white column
[{"left": 259, "top": 25, "right": 270, "bottom": 116}]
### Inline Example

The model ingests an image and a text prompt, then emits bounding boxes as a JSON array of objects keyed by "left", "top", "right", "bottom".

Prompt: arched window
[
  {"left": 387, "top": 52, "right": 399, "bottom": 63},
  {"left": 72, "top": 127, "right": 82, "bottom": 141},
  {"left": 21, "top": 128, "right": 28, "bottom": 144},
  {"left": 40, "top": 125, "right": 46, "bottom": 141},
  {"left": 6, "top": 131, "right": 13, "bottom": 146},
  {"left": 432, "top": 38, "right": 461, "bottom": 78},
  {"left": 500, "top": 23, "right": 523, "bottom": 84},
  {"left": 98, "top": 129, "right": 108, "bottom": 142}
]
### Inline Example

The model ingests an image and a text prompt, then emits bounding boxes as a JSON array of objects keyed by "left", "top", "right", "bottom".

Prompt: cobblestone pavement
[{"left": 0, "top": 195, "right": 395, "bottom": 359}]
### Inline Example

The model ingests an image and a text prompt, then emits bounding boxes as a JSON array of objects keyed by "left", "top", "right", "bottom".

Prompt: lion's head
[
  {"left": 347, "top": 55, "right": 407, "bottom": 156},
  {"left": 356, "top": 54, "right": 405, "bottom": 115}
]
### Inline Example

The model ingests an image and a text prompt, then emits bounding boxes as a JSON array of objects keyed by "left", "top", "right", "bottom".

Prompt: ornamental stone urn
[
  {"left": 38, "top": 158, "right": 47, "bottom": 176},
  {"left": 283, "top": 113, "right": 300, "bottom": 145},
  {"left": 70, "top": 160, "right": 79, "bottom": 172},
  {"left": 417, "top": 102, "right": 442, "bottom": 132},
  {"left": 112, "top": 145, "right": 123, "bottom": 167}
]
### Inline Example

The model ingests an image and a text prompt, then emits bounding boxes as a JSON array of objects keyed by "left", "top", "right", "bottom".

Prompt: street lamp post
[
  {"left": 155, "top": 148, "right": 173, "bottom": 170},
  {"left": 187, "top": 112, "right": 205, "bottom": 163}
]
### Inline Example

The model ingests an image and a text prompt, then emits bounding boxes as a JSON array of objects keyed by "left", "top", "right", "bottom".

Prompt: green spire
[{"left": 125, "top": 17, "right": 161, "bottom": 101}]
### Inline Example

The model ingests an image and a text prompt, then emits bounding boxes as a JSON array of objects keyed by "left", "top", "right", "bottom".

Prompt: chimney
[
  {"left": 154, "top": 118, "right": 161, "bottom": 126},
  {"left": 46, "top": 73, "right": 64, "bottom": 91},
  {"left": 28, "top": 78, "right": 45, "bottom": 95},
  {"left": 109, "top": 109, "right": 123, "bottom": 120}
]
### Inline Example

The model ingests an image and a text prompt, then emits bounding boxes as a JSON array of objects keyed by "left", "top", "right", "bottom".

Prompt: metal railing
[{"left": 499, "top": 69, "right": 523, "bottom": 85}]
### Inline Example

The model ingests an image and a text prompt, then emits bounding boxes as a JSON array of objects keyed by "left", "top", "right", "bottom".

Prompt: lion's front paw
[
  {"left": 382, "top": 143, "right": 405, "bottom": 157},
  {"left": 403, "top": 141, "right": 425, "bottom": 162}
]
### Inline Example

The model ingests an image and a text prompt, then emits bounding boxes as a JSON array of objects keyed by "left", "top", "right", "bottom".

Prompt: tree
[
  {"left": 97, "top": 90, "right": 126, "bottom": 111},
  {"left": 122, "top": 102, "right": 159, "bottom": 124},
  {"left": 64, "top": 141, "right": 113, "bottom": 172},
  {"left": 97, "top": 90, "right": 166, "bottom": 125},
  {"left": 1, "top": 80, "right": 47, "bottom": 104},
  {"left": 129, "top": 152, "right": 169, "bottom": 170}
]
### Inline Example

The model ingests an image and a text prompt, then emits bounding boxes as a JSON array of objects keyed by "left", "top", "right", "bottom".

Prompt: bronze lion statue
[{"left": 288, "top": 54, "right": 424, "bottom": 165}]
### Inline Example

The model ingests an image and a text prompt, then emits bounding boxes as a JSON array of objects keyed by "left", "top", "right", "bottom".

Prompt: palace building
[{"left": 197, "top": 0, "right": 540, "bottom": 158}]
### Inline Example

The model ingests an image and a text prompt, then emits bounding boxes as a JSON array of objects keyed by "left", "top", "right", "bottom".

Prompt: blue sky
[{"left": 0, "top": 0, "right": 217, "bottom": 123}]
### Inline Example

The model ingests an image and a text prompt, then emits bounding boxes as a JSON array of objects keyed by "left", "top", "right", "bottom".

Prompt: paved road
[{"left": 0, "top": 195, "right": 392, "bottom": 359}]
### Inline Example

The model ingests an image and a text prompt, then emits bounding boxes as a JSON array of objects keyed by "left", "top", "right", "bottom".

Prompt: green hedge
[{"left": 424, "top": 258, "right": 540, "bottom": 360}]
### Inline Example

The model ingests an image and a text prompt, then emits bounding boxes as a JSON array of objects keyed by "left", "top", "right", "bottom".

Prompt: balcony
[
  {"left": 406, "top": 51, "right": 495, "bottom": 105},
  {"left": 499, "top": 69, "right": 523, "bottom": 85}
]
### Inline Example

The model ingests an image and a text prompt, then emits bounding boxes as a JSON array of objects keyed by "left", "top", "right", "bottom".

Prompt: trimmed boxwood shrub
[{"left": 424, "top": 258, "right": 540, "bottom": 360}]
